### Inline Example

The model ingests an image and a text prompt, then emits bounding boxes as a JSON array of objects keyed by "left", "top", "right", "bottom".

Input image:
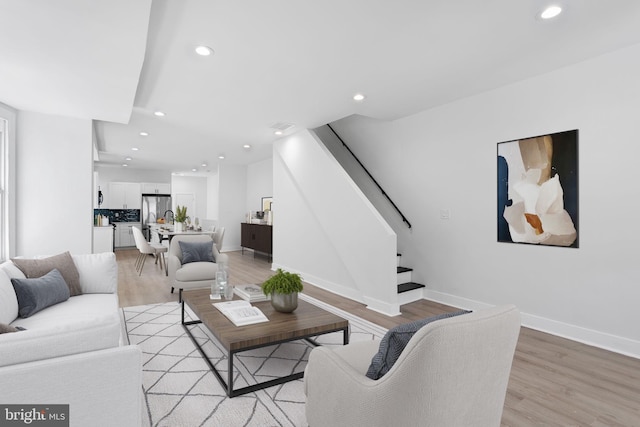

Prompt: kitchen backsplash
[{"left": 94, "top": 209, "right": 140, "bottom": 223}]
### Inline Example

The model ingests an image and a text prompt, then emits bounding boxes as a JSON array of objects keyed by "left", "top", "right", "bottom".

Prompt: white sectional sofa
[{"left": 0, "top": 252, "right": 141, "bottom": 427}]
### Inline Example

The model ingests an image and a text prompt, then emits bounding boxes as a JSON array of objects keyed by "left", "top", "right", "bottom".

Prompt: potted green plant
[
  {"left": 262, "top": 268, "right": 304, "bottom": 313},
  {"left": 174, "top": 205, "right": 187, "bottom": 232}
]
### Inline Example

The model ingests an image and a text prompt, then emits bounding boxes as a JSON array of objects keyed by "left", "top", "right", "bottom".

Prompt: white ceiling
[{"left": 2, "top": 0, "right": 640, "bottom": 174}]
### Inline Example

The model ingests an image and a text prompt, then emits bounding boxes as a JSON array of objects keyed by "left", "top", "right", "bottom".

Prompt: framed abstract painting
[{"left": 497, "top": 129, "right": 578, "bottom": 248}]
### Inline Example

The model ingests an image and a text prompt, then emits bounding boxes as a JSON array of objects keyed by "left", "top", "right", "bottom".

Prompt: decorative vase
[
  {"left": 216, "top": 270, "right": 229, "bottom": 300},
  {"left": 174, "top": 222, "right": 184, "bottom": 232},
  {"left": 270, "top": 292, "right": 298, "bottom": 313}
]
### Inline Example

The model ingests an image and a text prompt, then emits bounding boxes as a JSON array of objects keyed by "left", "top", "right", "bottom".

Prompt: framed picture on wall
[
  {"left": 497, "top": 129, "right": 578, "bottom": 248},
  {"left": 261, "top": 196, "right": 273, "bottom": 211}
]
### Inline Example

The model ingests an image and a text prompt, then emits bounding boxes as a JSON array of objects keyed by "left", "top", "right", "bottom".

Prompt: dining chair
[
  {"left": 213, "top": 227, "right": 225, "bottom": 250},
  {"left": 132, "top": 226, "right": 168, "bottom": 276}
]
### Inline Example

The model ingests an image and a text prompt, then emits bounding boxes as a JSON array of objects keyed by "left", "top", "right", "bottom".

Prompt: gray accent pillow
[
  {"left": 179, "top": 241, "right": 215, "bottom": 264},
  {"left": 365, "top": 310, "right": 470, "bottom": 380},
  {"left": 11, "top": 251, "right": 82, "bottom": 296},
  {"left": 11, "top": 269, "right": 71, "bottom": 318}
]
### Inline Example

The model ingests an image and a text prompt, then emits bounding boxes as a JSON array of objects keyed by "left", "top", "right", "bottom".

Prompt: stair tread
[
  {"left": 397, "top": 282, "right": 425, "bottom": 293},
  {"left": 397, "top": 266, "right": 413, "bottom": 273}
]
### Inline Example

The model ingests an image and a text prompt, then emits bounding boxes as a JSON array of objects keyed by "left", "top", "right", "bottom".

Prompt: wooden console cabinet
[{"left": 241, "top": 223, "right": 272, "bottom": 259}]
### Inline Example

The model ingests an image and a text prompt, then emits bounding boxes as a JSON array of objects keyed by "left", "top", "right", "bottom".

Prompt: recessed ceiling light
[
  {"left": 218, "top": 155, "right": 225, "bottom": 160},
  {"left": 192, "top": 168, "right": 197, "bottom": 172},
  {"left": 125, "top": 157, "right": 132, "bottom": 161},
  {"left": 195, "top": 45, "right": 214, "bottom": 56},
  {"left": 131, "top": 147, "right": 139, "bottom": 151},
  {"left": 154, "top": 111, "right": 165, "bottom": 117},
  {"left": 353, "top": 93, "right": 366, "bottom": 101},
  {"left": 274, "top": 130, "right": 283, "bottom": 136},
  {"left": 201, "top": 162, "right": 208, "bottom": 167},
  {"left": 540, "top": 5, "right": 562, "bottom": 19},
  {"left": 139, "top": 131, "right": 149, "bottom": 136},
  {"left": 243, "top": 144, "right": 251, "bottom": 149},
  {"left": 122, "top": 164, "right": 128, "bottom": 167}
]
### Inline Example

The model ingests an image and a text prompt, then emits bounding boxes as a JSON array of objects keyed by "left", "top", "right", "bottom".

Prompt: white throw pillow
[{"left": 71, "top": 252, "right": 118, "bottom": 294}]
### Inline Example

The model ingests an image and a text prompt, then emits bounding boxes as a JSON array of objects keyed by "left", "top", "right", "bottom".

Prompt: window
[
  {"left": 0, "top": 102, "right": 16, "bottom": 261},
  {"left": 0, "top": 116, "right": 8, "bottom": 260}
]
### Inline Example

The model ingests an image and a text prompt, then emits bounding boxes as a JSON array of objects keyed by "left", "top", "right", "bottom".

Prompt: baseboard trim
[
  {"left": 424, "top": 289, "right": 640, "bottom": 359},
  {"left": 271, "top": 262, "right": 364, "bottom": 304},
  {"left": 363, "top": 297, "right": 401, "bottom": 317},
  {"left": 271, "top": 262, "right": 400, "bottom": 317}
]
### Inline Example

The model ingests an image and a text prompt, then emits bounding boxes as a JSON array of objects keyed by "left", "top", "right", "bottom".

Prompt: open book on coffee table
[{"left": 212, "top": 300, "right": 269, "bottom": 326}]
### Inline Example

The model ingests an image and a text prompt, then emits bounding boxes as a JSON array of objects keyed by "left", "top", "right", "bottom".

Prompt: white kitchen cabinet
[
  {"left": 108, "top": 182, "right": 141, "bottom": 209},
  {"left": 141, "top": 182, "right": 171, "bottom": 194},
  {"left": 114, "top": 222, "right": 140, "bottom": 248},
  {"left": 93, "top": 226, "right": 114, "bottom": 253}
]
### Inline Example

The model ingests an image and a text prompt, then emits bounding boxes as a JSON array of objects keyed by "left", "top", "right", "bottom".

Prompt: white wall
[
  {"left": 332, "top": 43, "right": 640, "bottom": 357},
  {"left": 246, "top": 158, "right": 273, "bottom": 215},
  {"left": 273, "top": 130, "right": 398, "bottom": 315},
  {"left": 217, "top": 164, "right": 247, "bottom": 252},
  {"left": 206, "top": 173, "right": 219, "bottom": 220},
  {"left": 16, "top": 111, "right": 93, "bottom": 256},
  {"left": 170, "top": 175, "right": 208, "bottom": 224},
  {"left": 314, "top": 125, "right": 413, "bottom": 252}
]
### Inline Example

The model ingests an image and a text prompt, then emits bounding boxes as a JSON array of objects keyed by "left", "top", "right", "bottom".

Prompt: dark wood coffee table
[{"left": 181, "top": 288, "right": 349, "bottom": 397}]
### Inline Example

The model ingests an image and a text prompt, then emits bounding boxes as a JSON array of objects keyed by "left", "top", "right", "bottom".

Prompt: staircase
[
  {"left": 314, "top": 124, "right": 422, "bottom": 309},
  {"left": 396, "top": 253, "right": 425, "bottom": 305}
]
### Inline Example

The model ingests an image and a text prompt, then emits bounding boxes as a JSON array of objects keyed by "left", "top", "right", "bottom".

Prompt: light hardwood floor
[{"left": 116, "top": 249, "right": 640, "bottom": 426}]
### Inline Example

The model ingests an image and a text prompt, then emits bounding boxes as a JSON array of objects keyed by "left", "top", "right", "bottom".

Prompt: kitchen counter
[{"left": 93, "top": 226, "right": 114, "bottom": 253}]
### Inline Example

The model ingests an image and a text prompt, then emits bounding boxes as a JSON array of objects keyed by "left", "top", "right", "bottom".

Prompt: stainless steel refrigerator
[{"left": 141, "top": 193, "right": 172, "bottom": 241}]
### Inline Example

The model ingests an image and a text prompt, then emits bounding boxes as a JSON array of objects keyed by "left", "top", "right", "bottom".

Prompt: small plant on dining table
[{"left": 175, "top": 205, "right": 188, "bottom": 223}]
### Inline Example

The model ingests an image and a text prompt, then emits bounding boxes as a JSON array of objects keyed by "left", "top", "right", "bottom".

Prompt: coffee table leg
[{"left": 228, "top": 352, "right": 234, "bottom": 397}]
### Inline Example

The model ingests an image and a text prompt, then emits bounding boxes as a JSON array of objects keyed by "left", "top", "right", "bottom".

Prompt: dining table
[{"left": 155, "top": 228, "right": 214, "bottom": 243}]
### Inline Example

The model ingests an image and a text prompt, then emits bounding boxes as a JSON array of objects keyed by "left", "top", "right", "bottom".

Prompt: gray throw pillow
[
  {"left": 11, "top": 251, "right": 82, "bottom": 296},
  {"left": 11, "top": 269, "right": 71, "bottom": 318},
  {"left": 365, "top": 310, "right": 470, "bottom": 380},
  {"left": 179, "top": 241, "right": 215, "bottom": 264}
]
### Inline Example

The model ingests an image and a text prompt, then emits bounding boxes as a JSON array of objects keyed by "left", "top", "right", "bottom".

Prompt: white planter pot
[{"left": 174, "top": 222, "right": 184, "bottom": 232}]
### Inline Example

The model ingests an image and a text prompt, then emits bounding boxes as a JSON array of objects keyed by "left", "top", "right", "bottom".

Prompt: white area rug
[{"left": 123, "top": 294, "right": 386, "bottom": 427}]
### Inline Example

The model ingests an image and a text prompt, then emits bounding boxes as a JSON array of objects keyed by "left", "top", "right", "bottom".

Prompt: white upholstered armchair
[
  {"left": 304, "top": 305, "right": 521, "bottom": 427},
  {"left": 168, "top": 234, "right": 228, "bottom": 301}
]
